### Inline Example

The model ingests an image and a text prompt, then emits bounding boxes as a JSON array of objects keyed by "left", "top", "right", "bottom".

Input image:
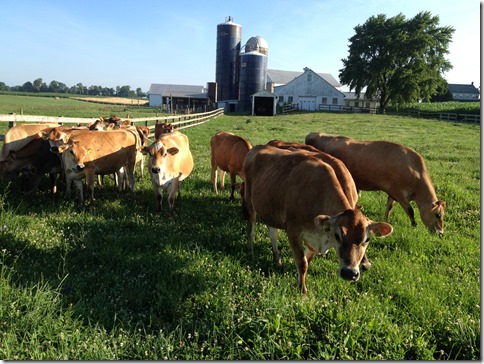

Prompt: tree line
[{"left": 0, "top": 78, "right": 146, "bottom": 98}]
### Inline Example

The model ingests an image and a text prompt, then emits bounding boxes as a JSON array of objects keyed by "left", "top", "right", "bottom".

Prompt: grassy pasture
[{"left": 0, "top": 97, "right": 480, "bottom": 359}]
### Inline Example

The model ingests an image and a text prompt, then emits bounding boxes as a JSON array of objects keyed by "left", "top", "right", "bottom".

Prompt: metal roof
[
  {"left": 148, "top": 83, "right": 207, "bottom": 98},
  {"left": 447, "top": 83, "right": 480, "bottom": 94},
  {"left": 267, "top": 69, "right": 341, "bottom": 88}
]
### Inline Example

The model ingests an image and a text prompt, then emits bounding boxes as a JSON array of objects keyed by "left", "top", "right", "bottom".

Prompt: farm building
[
  {"left": 343, "top": 92, "right": 380, "bottom": 113},
  {"left": 147, "top": 84, "right": 209, "bottom": 112},
  {"left": 447, "top": 83, "right": 480, "bottom": 101},
  {"left": 272, "top": 67, "right": 345, "bottom": 111}
]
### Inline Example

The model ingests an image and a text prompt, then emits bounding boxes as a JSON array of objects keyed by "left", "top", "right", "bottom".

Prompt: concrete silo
[
  {"left": 215, "top": 16, "right": 242, "bottom": 102},
  {"left": 238, "top": 36, "right": 268, "bottom": 112}
]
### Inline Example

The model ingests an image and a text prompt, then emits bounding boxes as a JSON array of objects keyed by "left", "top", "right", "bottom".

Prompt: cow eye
[
  {"left": 436, "top": 213, "right": 441, "bottom": 219},
  {"left": 334, "top": 233, "right": 341, "bottom": 242}
]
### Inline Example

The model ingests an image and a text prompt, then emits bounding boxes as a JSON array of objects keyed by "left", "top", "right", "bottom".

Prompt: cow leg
[
  {"left": 73, "top": 179, "right": 84, "bottom": 207},
  {"left": 167, "top": 180, "right": 180, "bottom": 218},
  {"left": 49, "top": 172, "right": 57, "bottom": 194},
  {"left": 268, "top": 226, "right": 282, "bottom": 267},
  {"left": 86, "top": 171, "right": 96, "bottom": 207},
  {"left": 156, "top": 187, "right": 163, "bottom": 212},
  {"left": 360, "top": 253, "right": 371, "bottom": 271},
  {"left": 126, "top": 161, "right": 136, "bottom": 193},
  {"left": 287, "top": 228, "right": 308, "bottom": 294},
  {"left": 388, "top": 195, "right": 417, "bottom": 227},
  {"left": 384, "top": 195, "right": 396, "bottom": 221},
  {"left": 219, "top": 170, "right": 226, "bottom": 192},
  {"left": 211, "top": 164, "right": 218, "bottom": 194},
  {"left": 229, "top": 171, "right": 237, "bottom": 200},
  {"left": 64, "top": 173, "right": 73, "bottom": 199}
]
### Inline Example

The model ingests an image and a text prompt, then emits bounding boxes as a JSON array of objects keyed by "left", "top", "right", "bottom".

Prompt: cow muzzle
[
  {"left": 75, "top": 165, "right": 85, "bottom": 172},
  {"left": 339, "top": 266, "right": 360, "bottom": 281},
  {"left": 151, "top": 167, "right": 160, "bottom": 174}
]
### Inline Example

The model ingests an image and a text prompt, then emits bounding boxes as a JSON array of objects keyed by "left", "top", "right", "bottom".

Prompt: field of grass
[
  {"left": 0, "top": 98, "right": 480, "bottom": 359},
  {"left": 0, "top": 94, "right": 160, "bottom": 122}
]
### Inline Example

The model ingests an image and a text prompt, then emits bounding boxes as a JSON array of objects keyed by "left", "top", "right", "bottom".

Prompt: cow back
[
  {"left": 243, "top": 145, "right": 351, "bottom": 229},
  {"left": 266, "top": 139, "right": 358, "bottom": 206},
  {"left": 210, "top": 131, "right": 252, "bottom": 178}
]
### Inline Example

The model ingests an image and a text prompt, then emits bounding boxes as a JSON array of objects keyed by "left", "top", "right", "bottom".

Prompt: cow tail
[{"left": 240, "top": 182, "right": 250, "bottom": 221}]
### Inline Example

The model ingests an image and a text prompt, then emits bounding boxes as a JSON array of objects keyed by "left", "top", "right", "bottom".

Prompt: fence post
[{"left": 8, "top": 113, "right": 16, "bottom": 128}]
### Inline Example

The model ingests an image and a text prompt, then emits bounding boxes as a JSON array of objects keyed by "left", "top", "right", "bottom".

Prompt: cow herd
[
  {"left": 211, "top": 130, "right": 445, "bottom": 293},
  {"left": 0, "top": 120, "right": 446, "bottom": 293}
]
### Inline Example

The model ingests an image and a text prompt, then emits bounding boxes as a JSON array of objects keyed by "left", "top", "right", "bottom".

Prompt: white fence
[{"left": 0, "top": 108, "right": 224, "bottom": 141}]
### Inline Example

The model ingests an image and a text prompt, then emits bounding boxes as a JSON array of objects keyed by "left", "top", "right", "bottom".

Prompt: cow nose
[
  {"left": 340, "top": 267, "right": 360, "bottom": 281},
  {"left": 151, "top": 167, "right": 160, "bottom": 174}
]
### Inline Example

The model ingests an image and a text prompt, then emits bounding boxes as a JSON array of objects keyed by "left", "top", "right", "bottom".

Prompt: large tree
[{"left": 339, "top": 11, "right": 454, "bottom": 113}]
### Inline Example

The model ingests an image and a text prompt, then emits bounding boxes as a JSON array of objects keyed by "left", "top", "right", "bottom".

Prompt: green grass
[
  {"left": 0, "top": 94, "right": 160, "bottom": 123},
  {"left": 0, "top": 103, "right": 480, "bottom": 359}
]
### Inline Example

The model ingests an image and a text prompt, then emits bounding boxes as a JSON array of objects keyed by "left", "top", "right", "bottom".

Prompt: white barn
[{"left": 272, "top": 67, "right": 345, "bottom": 111}]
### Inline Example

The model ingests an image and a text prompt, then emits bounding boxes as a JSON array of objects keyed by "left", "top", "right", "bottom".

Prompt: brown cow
[
  {"left": 0, "top": 123, "right": 60, "bottom": 164},
  {"left": 58, "top": 129, "right": 141, "bottom": 207},
  {"left": 305, "top": 132, "right": 446, "bottom": 236},
  {"left": 266, "top": 139, "right": 359, "bottom": 207},
  {"left": 242, "top": 145, "right": 393, "bottom": 293},
  {"left": 144, "top": 131, "right": 193, "bottom": 217},
  {"left": 155, "top": 122, "right": 176, "bottom": 139},
  {"left": 210, "top": 131, "right": 252, "bottom": 199}
]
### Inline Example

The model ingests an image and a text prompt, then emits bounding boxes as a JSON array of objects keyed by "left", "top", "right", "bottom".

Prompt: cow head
[
  {"left": 420, "top": 200, "right": 446, "bottom": 237},
  {"left": 58, "top": 140, "right": 90, "bottom": 173},
  {"left": 148, "top": 141, "right": 179, "bottom": 175},
  {"left": 314, "top": 208, "right": 393, "bottom": 281},
  {"left": 43, "top": 128, "right": 71, "bottom": 153}
]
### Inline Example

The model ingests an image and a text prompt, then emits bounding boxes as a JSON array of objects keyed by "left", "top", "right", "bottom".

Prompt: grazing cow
[
  {"left": 242, "top": 145, "right": 393, "bottom": 293},
  {"left": 210, "top": 131, "right": 252, "bottom": 199},
  {"left": 0, "top": 123, "right": 60, "bottom": 164},
  {"left": 57, "top": 129, "right": 141, "bottom": 207},
  {"left": 305, "top": 132, "right": 446, "bottom": 236},
  {"left": 144, "top": 131, "right": 193, "bottom": 217}
]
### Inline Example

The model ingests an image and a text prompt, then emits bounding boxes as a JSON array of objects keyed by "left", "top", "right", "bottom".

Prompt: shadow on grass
[{"left": 0, "top": 174, "right": 280, "bottom": 334}]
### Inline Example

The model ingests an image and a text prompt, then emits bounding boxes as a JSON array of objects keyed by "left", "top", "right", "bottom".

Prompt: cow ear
[
  {"left": 369, "top": 222, "right": 393, "bottom": 237},
  {"left": 167, "top": 147, "right": 179, "bottom": 155},
  {"left": 314, "top": 215, "right": 332, "bottom": 232},
  {"left": 58, "top": 144, "right": 69, "bottom": 153}
]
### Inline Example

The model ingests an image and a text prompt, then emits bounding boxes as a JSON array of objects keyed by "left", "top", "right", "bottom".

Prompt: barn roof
[
  {"left": 447, "top": 83, "right": 480, "bottom": 94},
  {"left": 267, "top": 69, "right": 341, "bottom": 88},
  {"left": 148, "top": 83, "right": 207, "bottom": 98}
]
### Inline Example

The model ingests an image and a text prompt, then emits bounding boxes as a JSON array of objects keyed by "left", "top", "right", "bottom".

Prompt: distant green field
[{"left": 0, "top": 97, "right": 480, "bottom": 359}]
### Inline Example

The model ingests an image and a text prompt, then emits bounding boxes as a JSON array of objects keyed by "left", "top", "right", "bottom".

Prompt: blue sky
[{"left": 0, "top": 0, "right": 480, "bottom": 92}]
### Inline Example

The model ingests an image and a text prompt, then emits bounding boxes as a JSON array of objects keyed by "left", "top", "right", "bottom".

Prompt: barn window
[
  {"left": 322, "top": 97, "right": 327, "bottom": 105},
  {"left": 288, "top": 96, "right": 293, "bottom": 104},
  {"left": 279, "top": 96, "right": 284, "bottom": 103},
  {"left": 332, "top": 98, "right": 338, "bottom": 105},
  {"left": 307, "top": 73, "right": 312, "bottom": 82}
]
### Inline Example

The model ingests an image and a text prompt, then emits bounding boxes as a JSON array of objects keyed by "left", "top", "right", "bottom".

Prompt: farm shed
[
  {"left": 251, "top": 89, "right": 278, "bottom": 116},
  {"left": 148, "top": 83, "right": 209, "bottom": 112},
  {"left": 447, "top": 83, "right": 480, "bottom": 101},
  {"left": 343, "top": 92, "right": 380, "bottom": 113},
  {"left": 272, "top": 67, "right": 345, "bottom": 111}
]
